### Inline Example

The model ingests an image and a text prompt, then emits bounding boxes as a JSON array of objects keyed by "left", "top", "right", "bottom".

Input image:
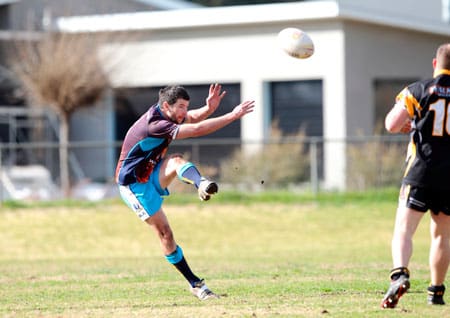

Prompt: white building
[{"left": 57, "top": 0, "right": 450, "bottom": 190}]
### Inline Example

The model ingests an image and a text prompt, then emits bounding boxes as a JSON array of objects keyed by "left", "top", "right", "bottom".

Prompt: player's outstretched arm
[
  {"left": 177, "top": 100, "right": 255, "bottom": 139},
  {"left": 186, "top": 84, "right": 226, "bottom": 123}
]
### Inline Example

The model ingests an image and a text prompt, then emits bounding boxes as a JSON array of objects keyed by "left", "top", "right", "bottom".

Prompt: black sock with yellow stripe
[{"left": 390, "top": 267, "right": 410, "bottom": 281}]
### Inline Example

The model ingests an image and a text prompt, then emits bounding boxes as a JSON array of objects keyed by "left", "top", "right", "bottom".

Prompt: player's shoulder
[
  {"left": 147, "top": 103, "right": 161, "bottom": 118},
  {"left": 146, "top": 105, "right": 179, "bottom": 137},
  {"left": 405, "top": 77, "right": 435, "bottom": 98},
  {"left": 147, "top": 104, "right": 172, "bottom": 125},
  {"left": 409, "top": 74, "right": 450, "bottom": 98},
  {"left": 408, "top": 77, "right": 433, "bottom": 89}
]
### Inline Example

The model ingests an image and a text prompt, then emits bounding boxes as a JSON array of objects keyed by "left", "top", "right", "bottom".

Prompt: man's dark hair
[{"left": 158, "top": 86, "right": 190, "bottom": 106}]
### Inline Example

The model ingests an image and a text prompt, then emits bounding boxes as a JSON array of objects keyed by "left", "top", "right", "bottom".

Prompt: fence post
[
  {"left": 0, "top": 145, "right": 2, "bottom": 204},
  {"left": 192, "top": 142, "right": 200, "bottom": 164},
  {"left": 310, "top": 138, "right": 319, "bottom": 195}
]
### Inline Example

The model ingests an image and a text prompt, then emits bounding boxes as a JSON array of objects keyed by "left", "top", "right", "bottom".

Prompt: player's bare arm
[
  {"left": 186, "top": 84, "right": 226, "bottom": 123},
  {"left": 385, "top": 103, "right": 411, "bottom": 134},
  {"left": 177, "top": 100, "right": 255, "bottom": 139}
]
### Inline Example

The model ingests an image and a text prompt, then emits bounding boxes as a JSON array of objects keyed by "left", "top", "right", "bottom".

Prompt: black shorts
[{"left": 400, "top": 183, "right": 450, "bottom": 215}]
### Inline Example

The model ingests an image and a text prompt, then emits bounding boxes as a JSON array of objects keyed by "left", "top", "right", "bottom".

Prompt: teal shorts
[{"left": 118, "top": 161, "right": 170, "bottom": 221}]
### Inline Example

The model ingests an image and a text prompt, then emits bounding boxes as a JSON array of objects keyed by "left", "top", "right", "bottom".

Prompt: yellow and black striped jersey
[{"left": 397, "top": 69, "right": 450, "bottom": 189}]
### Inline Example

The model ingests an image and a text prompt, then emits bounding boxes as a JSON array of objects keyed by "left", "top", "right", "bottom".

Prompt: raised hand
[
  {"left": 400, "top": 121, "right": 412, "bottom": 133},
  {"left": 231, "top": 100, "right": 255, "bottom": 119},
  {"left": 205, "top": 83, "right": 226, "bottom": 113}
]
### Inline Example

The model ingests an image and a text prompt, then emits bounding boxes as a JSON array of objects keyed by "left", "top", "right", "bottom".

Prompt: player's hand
[
  {"left": 231, "top": 100, "right": 255, "bottom": 119},
  {"left": 205, "top": 83, "right": 226, "bottom": 113},
  {"left": 400, "top": 121, "right": 412, "bottom": 133}
]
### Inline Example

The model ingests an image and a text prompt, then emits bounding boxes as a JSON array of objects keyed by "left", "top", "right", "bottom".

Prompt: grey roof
[
  {"left": 0, "top": 0, "right": 18, "bottom": 5},
  {"left": 56, "top": 0, "right": 450, "bottom": 36},
  {"left": 134, "top": 0, "right": 203, "bottom": 9}
]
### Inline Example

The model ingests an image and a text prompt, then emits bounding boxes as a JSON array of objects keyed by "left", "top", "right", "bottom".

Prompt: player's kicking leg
[
  {"left": 174, "top": 160, "right": 218, "bottom": 201},
  {"left": 146, "top": 209, "right": 219, "bottom": 300}
]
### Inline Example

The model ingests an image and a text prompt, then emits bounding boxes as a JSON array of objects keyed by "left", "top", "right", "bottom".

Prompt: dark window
[
  {"left": 0, "top": 6, "right": 9, "bottom": 29},
  {"left": 270, "top": 80, "right": 323, "bottom": 137},
  {"left": 374, "top": 79, "right": 417, "bottom": 134},
  {"left": 270, "top": 80, "right": 324, "bottom": 180}
]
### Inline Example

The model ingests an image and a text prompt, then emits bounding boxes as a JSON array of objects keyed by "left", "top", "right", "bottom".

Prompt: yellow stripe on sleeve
[{"left": 396, "top": 88, "right": 422, "bottom": 119}]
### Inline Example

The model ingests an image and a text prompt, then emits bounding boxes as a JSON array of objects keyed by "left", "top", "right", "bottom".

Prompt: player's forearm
[
  {"left": 178, "top": 112, "right": 236, "bottom": 139},
  {"left": 385, "top": 104, "right": 410, "bottom": 133},
  {"left": 385, "top": 114, "right": 408, "bottom": 133},
  {"left": 187, "top": 105, "right": 214, "bottom": 123}
]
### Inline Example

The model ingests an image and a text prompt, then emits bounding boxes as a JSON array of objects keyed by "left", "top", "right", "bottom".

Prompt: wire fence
[{"left": 0, "top": 135, "right": 410, "bottom": 201}]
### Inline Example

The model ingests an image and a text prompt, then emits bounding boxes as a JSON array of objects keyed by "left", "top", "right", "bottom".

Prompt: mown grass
[
  {"left": 1, "top": 190, "right": 449, "bottom": 317},
  {"left": 0, "top": 187, "right": 400, "bottom": 208}
]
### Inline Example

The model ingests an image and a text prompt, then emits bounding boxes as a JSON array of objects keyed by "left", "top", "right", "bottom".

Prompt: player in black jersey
[{"left": 381, "top": 43, "right": 450, "bottom": 308}]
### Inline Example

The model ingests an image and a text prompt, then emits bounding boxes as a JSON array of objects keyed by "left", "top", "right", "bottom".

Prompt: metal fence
[{"left": 0, "top": 135, "right": 410, "bottom": 201}]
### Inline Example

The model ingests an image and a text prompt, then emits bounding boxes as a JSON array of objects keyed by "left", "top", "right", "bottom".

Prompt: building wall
[
  {"left": 340, "top": 22, "right": 448, "bottom": 188},
  {"left": 100, "top": 17, "right": 450, "bottom": 189},
  {"left": 102, "top": 21, "right": 348, "bottom": 188},
  {"left": 70, "top": 89, "right": 115, "bottom": 183},
  {"left": 338, "top": 0, "right": 444, "bottom": 24},
  {"left": 344, "top": 22, "right": 445, "bottom": 136},
  {"left": 104, "top": 21, "right": 346, "bottom": 139}
]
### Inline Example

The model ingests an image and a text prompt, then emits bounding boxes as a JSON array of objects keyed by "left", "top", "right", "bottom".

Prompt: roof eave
[
  {"left": 55, "top": 1, "right": 340, "bottom": 33},
  {"left": 55, "top": 0, "right": 450, "bottom": 36},
  {"left": 339, "top": 9, "right": 450, "bottom": 37}
]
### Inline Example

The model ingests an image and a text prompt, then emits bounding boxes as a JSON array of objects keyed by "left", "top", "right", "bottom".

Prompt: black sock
[
  {"left": 173, "top": 257, "right": 201, "bottom": 287},
  {"left": 428, "top": 284, "right": 446, "bottom": 293},
  {"left": 390, "top": 267, "right": 410, "bottom": 280}
]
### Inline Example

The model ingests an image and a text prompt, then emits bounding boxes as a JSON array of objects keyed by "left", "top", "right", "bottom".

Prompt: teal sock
[{"left": 176, "top": 162, "right": 202, "bottom": 188}]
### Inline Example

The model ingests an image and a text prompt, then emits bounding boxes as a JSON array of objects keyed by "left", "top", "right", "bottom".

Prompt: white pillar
[
  {"left": 323, "top": 68, "right": 347, "bottom": 190},
  {"left": 240, "top": 78, "right": 269, "bottom": 151}
]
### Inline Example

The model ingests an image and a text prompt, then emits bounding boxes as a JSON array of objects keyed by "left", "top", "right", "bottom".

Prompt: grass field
[{"left": 1, "top": 191, "right": 450, "bottom": 317}]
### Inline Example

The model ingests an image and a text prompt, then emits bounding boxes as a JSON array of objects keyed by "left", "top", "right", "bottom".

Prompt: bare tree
[{"left": 9, "top": 31, "right": 110, "bottom": 197}]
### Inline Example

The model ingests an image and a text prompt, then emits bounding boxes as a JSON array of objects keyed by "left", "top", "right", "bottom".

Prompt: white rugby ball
[{"left": 277, "top": 27, "right": 314, "bottom": 59}]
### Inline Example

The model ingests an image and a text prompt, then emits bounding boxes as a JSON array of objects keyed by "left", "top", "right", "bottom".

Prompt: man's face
[{"left": 163, "top": 99, "right": 189, "bottom": 124}]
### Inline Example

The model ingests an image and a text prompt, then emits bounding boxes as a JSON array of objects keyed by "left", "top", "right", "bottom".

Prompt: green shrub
[
  {"left": 220, "top": 124, "right": 309, "bottom": 189},
  {"left": 346, "top": 139, "right": 406, "bottom": 190}
]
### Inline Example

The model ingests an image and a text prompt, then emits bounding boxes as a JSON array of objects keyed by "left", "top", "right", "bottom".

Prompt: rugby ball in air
[{"left": 277, "top": 27, "right": 314, "bottom": 59}]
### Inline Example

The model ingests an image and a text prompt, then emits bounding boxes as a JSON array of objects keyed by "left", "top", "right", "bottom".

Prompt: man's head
[
  {"left": 433, "top": 43, "right": 450, "bottom": 71},
  {"left": 158, "top": 86, "right": 190, "bottom": 106},
  {"left": 158, "top": 86, "right": 190, "bottom": 124}
]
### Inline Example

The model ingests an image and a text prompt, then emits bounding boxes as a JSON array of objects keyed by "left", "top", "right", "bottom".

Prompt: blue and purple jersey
[{"left": 115, "top": 104, "right": 179, "bottom": 185}]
